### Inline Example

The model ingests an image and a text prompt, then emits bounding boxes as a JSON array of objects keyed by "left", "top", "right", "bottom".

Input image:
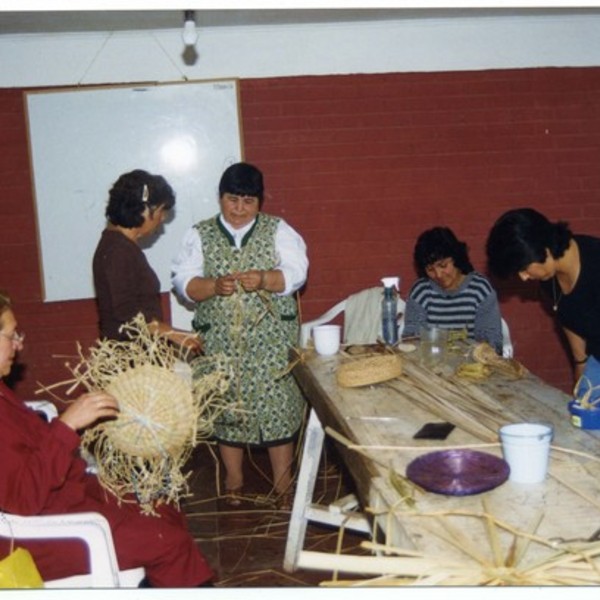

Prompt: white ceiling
[{"left": 2, "top": 8, "right": 599, "bottom": 35}]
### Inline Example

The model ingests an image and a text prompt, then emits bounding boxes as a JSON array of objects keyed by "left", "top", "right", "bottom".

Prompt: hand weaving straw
[{"left": 38, "top": 314, "right": 231, "bottom": 515}]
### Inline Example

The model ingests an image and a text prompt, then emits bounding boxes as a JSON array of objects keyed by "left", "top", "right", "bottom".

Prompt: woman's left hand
[{"left": 237, "top": 269, "right": 265, "bottom": 292}]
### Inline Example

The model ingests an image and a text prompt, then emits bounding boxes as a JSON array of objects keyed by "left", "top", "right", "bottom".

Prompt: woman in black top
[{"left": 486, "top": 207, "right": 600, "bottom": 393}]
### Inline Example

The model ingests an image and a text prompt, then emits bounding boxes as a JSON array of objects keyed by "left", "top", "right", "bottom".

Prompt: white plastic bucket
[{"left": 499, "top": 422, "right": 553, "bottom": 484}]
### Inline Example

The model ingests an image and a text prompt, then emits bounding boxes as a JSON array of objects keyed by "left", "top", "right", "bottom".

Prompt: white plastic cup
[
  {"left": 499, "top": 422, "right": 553, "bottom": 484},
  {"left": 312, "top": 325, "right": 341, "bottom": 356}
]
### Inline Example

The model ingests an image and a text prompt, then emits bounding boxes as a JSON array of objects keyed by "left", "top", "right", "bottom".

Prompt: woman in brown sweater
[{"left": 93, "top": 169, "right": 201, "bottom": 353}]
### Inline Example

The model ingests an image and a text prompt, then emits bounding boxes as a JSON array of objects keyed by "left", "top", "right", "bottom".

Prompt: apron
[{"left": 191, "top": 214, "right": 305, "bottom": 445}]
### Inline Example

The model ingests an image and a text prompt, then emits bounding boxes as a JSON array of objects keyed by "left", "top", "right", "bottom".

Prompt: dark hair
[
  {"left": 486, "top": 208, "right": 572, "bottom": 279},
  {"left": 105, "top": 169, "right": 175, "bottom": 228},
  {"left": 218, "top": 162, "right": 264, "bottom": 208},
  {"left": 413, "top": 227, "right": 474, "bottom": 278}
]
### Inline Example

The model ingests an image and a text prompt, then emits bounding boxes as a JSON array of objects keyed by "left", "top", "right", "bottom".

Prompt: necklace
[{"left": 552, "top": 277, "right": 562, "bottom": 312}]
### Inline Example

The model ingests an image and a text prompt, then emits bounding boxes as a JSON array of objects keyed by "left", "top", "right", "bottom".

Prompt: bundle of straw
[
  {"left": 573, "top": 375, "right": 600, "bottom": 409},
  {"left": 305, "top": 502, "right": 600, "bottom": 586},
  {"left": 472, "top": 342, "right": 527, "bottom": 379}
]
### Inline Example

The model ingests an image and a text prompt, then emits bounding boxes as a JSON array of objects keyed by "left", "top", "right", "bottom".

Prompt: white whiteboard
[{"left": 25, "top": 80, "right": 243, "bottom": 327}]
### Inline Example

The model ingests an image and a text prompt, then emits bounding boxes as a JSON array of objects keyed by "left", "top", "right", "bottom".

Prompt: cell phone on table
[{"left": 413, "top": 422, "right": 455, "bottom": 440}]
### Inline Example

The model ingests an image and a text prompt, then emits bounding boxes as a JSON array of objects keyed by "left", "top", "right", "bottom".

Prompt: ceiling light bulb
[{"left": 182, "top": 11, "right": 198, "bottom": 46}]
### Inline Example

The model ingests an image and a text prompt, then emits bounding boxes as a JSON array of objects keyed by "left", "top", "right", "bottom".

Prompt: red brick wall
[{"left": 1, "top": 67, "right": 599, "bottom": 399}]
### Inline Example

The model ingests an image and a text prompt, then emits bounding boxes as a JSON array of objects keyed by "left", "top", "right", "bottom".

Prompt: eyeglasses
[{"left": 0, "top": 331, "right": 25, "bottom": 345}]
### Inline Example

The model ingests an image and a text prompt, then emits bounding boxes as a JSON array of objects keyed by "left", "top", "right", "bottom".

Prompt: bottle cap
[{"left": 381, "top": 277, "right": 399, "bottom": 290}]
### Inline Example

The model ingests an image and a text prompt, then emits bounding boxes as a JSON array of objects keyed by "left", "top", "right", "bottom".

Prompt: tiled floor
[{"left": 183, "top": 436, "right": 369, "bottom": 587}]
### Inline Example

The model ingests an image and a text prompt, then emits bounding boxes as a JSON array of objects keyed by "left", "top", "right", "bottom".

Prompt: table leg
[{"left": 283, "top": 408, "right": 325, "bottom": 572}]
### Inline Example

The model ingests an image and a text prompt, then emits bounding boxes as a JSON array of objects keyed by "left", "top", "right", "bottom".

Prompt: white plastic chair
[
  {"left": 300, "top": 286, "right": 406, "bottom": 348},
  {"left": 24, "top": 400, "right": 58, "bottom": 421},
  {"left": 0, "top": 511, "right": 144, "bottom": 588},
  {"left": 501, "top": 318, "right": 513, "bottom": 359},
  {"left": 6, "top": 401, "right": 145, "bottom": 588}
]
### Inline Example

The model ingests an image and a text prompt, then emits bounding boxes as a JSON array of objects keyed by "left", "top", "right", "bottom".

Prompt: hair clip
[{"left": 142, "top": 184, "right": 149, "bottom": 203}]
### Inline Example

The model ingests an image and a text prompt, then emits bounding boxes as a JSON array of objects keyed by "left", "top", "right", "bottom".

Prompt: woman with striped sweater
[{"left": 403, "top": 227, "right": 503, "bottom": 354}]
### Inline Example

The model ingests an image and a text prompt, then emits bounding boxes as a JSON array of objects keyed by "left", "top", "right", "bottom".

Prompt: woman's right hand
[
  {"left": 59, "top": 391, "right": 119, "bottom": 431},
  {"left": 185, "top": 274, "right": 237, "bottom": 302},
  {"left": 169, "top": 330, "right": 203, "bottom": 354},
  {"left": 214, "top": 274, "right": 238, "bottom": 296}
]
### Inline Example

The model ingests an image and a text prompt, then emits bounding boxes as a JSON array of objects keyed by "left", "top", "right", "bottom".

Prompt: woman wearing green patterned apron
[{"left": 171, "top": 163, "right": 308, "bottom": 508}]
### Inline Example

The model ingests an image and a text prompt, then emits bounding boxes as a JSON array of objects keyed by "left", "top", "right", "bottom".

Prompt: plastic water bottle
[{"left": 381, "top": 277, "right": 400, "bottom": 345}]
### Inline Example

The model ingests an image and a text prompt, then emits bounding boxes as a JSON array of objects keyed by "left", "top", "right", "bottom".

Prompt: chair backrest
[
  {"left": 0, "top": 510, "right": 145, "bottom": 588},
  {"left": 501, "top": 317, "right": 513, "bottom": 359},
  {"left": 6, "top": 407, "right": 141, "bottom": 586},
  {"left": 299, "top": 298, "right": 347, "bottom": 348},
  {"left": 24, "top": 401, "right": 58, "bottom": 422},
  {"left": 0, "top": 511, "right": 119, "bottom": 587}
]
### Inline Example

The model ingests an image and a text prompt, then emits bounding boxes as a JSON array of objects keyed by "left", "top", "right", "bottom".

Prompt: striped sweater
[{"left": 402, "top": 271, "right": 503, "bottom": 353}]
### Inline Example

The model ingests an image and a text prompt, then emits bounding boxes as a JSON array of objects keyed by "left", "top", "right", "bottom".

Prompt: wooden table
[{"left": 283, "top": 344, "right": 600, "bottom": 585}]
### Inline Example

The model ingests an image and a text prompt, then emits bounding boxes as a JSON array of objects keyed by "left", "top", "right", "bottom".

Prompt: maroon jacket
[{"left": 0, "top": 381, "right": 213, "bottom": 586}]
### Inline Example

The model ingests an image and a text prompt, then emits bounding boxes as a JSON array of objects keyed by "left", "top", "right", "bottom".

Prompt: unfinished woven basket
[
  {"left": 103, "top": 363, "right": 195, "bottom": 459},
  {"left": 337, "top": 354, "right": 402, "bottom": 388},
  {"left": 42, "top": 313, "right": 231, "bottom": 515}
]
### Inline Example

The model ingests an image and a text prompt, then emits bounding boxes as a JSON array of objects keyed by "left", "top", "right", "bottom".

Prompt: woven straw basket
[
  {"left": 336, "top": 354, "right": 402, "bottom": 388},
  {"left": 104, "top": 363, "right": 195, "bottom": 459}
]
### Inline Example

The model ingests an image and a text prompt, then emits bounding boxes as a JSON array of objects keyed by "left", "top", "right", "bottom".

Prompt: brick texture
[{"left": 1, "top": 67, "right": 599, "bottom": 398}]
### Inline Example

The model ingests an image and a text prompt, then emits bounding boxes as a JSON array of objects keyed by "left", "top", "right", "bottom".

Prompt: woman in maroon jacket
[{"left": 0, "top": 291, "right": 214, "bottom": 587}]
